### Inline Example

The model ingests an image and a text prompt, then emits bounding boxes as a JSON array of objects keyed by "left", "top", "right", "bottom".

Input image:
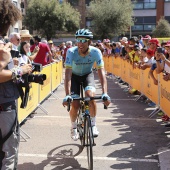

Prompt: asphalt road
[{"left": 18, "top": 72, "right": 170, "bottom": 170}]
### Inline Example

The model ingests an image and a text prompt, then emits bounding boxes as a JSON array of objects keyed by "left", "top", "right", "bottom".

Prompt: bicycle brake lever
[
  {"left": 103, "top": 96, "right": 108, "bottom": 110},
  {"left": 67, "top": 98, "right": 72, "bottom": 112}
]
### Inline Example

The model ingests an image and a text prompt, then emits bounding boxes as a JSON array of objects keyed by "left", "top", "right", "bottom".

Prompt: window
[
  {"left": 86, "top": 17, "right": 93, "bottom": 28},
  {"left": 85, "top": 0, "right": 91, "bottom": 6},
  {"left": 12, "top": 1, "right": 17, "bottom": 7},
  {"left": 14, "top": 28, "right": 19, "bottom": 33},
  {"left": 135, "top": 16, "right": 156, "bottom": 24},
  {"left": 68, "top": 0, "right": 79, "bottom": 6},
  {"left": 165, "top": 16, "right": 170, "bottom": 23},
  {"left": 132, "top": 0, "right": 156, "bottom": 9},
  {"left": 132, "top": 25, "right": 143, "bottom": 31},
  {"left": 144, "top": 24, "right": 155, "bottom": 30},
  {"left": 58, "top": 0, "right": 63, "bottom": 4}
]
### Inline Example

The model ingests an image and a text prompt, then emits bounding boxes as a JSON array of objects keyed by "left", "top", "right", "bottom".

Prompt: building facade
[
  {"left": 65, "top": 0, "right": 170, "bottom": 36},
  {"left": 8, "top": 0, "right": 23, "bottom": 35}
]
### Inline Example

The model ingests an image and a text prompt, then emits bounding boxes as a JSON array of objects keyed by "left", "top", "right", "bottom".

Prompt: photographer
[
  {"left": 0, "top": 0, "right": 33, "bottom": 169},
  {"left": 0, "top": 41, "right": 11, "bottom": 71},
  {"left": 155, "top": 43, "right": 170, "bottom": 81}
]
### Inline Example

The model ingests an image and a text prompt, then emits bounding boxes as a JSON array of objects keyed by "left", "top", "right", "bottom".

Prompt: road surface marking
[{"left": 19, "top": 153, "right": 158, "bottom": 163}]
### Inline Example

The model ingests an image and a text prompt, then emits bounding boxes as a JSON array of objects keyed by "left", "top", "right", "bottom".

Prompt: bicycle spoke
[{"left": 85, "top": 116, "right": 93, "bottom": 170}]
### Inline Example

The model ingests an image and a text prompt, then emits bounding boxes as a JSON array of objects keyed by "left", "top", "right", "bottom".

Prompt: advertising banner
[
  {"left": 39, "top": 65, "right": 51, "bottom": 103},
  {"left": 18, "top": 83, "right": 39, "bottom": 124},
  {"left": 160, "top": 73, "right": 170, "bottom": 116}
]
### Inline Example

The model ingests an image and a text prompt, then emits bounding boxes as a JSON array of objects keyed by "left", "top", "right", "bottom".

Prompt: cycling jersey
[{"left": 65, "top": 46, "right": 104, "bottom": 76}]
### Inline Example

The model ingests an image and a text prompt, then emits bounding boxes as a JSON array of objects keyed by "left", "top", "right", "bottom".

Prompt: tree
[
  {"left": 88, "top": 0, "right": 133, "bottom": 39},
  {"left": 24, "top": 0, "right": 80, "bottom": 40},
  {"left": 152, "top": 18, "right": 170, "bottom": 38}
]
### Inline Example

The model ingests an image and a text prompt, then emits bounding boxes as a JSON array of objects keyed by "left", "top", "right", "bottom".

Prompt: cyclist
[{"left": 63, "top": 28, "right": 111, "bottom": 141}]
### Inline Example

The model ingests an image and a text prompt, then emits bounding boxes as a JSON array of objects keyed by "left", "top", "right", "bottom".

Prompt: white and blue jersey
[{"left": 65, "top": 46, "right": 104, "bottom": 76}]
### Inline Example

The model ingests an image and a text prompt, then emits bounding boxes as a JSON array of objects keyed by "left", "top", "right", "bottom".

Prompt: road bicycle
[{"left": 67, "top": 83, "right": 107, "bottom": 170}]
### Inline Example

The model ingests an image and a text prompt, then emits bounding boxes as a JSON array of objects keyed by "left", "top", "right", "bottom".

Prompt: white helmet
[{"left": 75, "top": 28, "right": 93, "bottom": 39}]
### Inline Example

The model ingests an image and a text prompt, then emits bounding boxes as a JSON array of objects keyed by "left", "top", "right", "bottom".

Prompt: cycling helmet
[{"left": 75, "top": 28, "right": 93, "bottom": 39}]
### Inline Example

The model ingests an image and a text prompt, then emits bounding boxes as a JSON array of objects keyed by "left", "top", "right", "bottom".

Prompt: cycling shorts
[{"left": 71, "top": 72, "right": 95, "bottom": 97}]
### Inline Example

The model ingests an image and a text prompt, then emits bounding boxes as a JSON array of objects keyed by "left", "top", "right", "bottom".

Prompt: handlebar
[{"left": 66, "top": 96, "right": 108, "bottom": 112}]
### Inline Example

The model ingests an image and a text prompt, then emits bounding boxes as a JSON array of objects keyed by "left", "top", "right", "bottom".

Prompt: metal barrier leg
[
  {"left": 135, "top": 94, "right": 143, "bottom": 102},
  {"left": 50, "top": 92, "right": 60, "bottom": 99},
  {"left": 149, "top": 108, "right": 161, "bottom": 118},
  {"left": 37, "top": 104, "right": 49, "bottom": 115},
  {"left": 20, "top": 128, "right": 31, "bottom": 142}
]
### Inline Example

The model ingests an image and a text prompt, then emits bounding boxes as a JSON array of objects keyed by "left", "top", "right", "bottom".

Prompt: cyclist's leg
[
  {"left": 84, "top": 72, "right": 99, "bottom": 137},
  {"left": 70, "top": 74, "right": 81, "bottom": 140}
]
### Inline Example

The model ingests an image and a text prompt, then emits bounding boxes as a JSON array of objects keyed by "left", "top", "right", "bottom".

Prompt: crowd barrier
[
  {"left": 17, "top": 60, "right": 63, "bottom": 124},
  {"left": 103, "top": 56, "right": 170, "bottom": 117}
]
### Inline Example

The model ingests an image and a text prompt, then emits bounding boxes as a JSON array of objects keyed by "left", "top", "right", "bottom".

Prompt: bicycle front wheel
[{"left": 84, "top": 116, "right": 93, "bottom": 170}]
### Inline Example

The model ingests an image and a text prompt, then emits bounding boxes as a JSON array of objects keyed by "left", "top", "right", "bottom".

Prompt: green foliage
[
  {"left": 89, "top": 0, "right": 133, "bottom": 39},
  {"left": 24, "top": 0, "right": 80, "bottom": 40},
  {"left": 152, "top": 18, "right": 170, "bottom": 38}
]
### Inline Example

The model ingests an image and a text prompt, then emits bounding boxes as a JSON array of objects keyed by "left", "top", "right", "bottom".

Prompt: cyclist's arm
[
  {"left": 97, "top": 68, "right": 108, "bottom": 94},
  {"left": 64, "top": 68, "right": 72, "bottom": 95}
]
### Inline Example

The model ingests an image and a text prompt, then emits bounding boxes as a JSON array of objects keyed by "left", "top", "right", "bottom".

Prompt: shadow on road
[
  {"left": 18, "top": 144, "right": 87, "bottom": 170},
  {"left": 102, "top": 76, "right": 169, "bottom": 170}
]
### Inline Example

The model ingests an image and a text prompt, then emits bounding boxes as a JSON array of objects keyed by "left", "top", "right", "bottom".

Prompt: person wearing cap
[
  {"left": 120, "top": 37, "right": 128, "bottom": 57},
  {"left": 155, "top": 42, "right": 170, "bottom": 81},
  {"left": 142, "top": 35, "right": 151, "bottom": 49},
  {"left": 20, "top": 29, "right": 32, "bottom": 42},
  {"left": 30, "top": 35, "right": 53, "bottom": 66},
  {"left": 148, "top": 38, "right": 160, "bottom": 52}
]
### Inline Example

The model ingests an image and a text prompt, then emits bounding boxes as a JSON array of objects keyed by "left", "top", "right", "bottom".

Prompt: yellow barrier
[
  {"left": 51, "top": 62, "right": 60, "bottom": 91},
  {"left": 160, "top": 73, "right": 170, "bottom": 116},
  {"left": 105, "top": 56, "right": 170, "bottom": 117},
  {"left": 141, "top": 69, "right": 159, "bottom": 105},
  {"left": 112, "top": 57, "right": 121, "bottom": 77},
  {"left": 18, "top": 83, "right": 39, "bottom": 123},
  {"left": 157, "top": 38, "right": 170, "bottom": 44},
  {"left": 18, "top": 61, "right": 63, "bottom": 124},
  {"left": 39, "top": 64, "right": 51, "bottom": 103}
]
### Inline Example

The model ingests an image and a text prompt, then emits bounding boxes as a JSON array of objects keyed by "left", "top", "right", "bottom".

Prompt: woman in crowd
[{"left": 19, "top": 41, "right": 39, "bottom": 65}]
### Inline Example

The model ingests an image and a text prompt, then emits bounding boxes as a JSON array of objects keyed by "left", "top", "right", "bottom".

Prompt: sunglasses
[
  {"left": 17, "top": 38, "right": 21, "bottom": 41},
  {"left": 76, "top": 39, "right": 89, "bottom": 43}
]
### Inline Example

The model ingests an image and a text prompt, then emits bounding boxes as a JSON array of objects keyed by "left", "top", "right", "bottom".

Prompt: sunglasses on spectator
[
  {"left": 149, "top": 43, "right": 155, "bottom": 45},
  {"left": 17, "top": 38, "right": 21, "bottom": 41},
  {"left": 76, "top": 38, "right": 89, "bottom": 43}
]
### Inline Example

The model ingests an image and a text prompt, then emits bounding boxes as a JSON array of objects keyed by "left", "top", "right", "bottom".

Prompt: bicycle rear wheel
[
  {"left": 84, "top": 116, "right": 93, "bottom": 170},
  {"left": 77, "top": 110, "right": 84, "bottom": 146}
]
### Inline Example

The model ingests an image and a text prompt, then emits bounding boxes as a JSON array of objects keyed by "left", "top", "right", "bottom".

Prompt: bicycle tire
[
  {"left": 77, "top": 110, "right": 84, "bottom": 146},
  {"left": 84, "top": 116, "right": 93, "bottom": 170}
]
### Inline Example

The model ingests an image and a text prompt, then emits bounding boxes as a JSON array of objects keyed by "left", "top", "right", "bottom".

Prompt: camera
[
  {"left": 21, "top": 63, "right": 46, "bottom": 86},
  {"left": 157, "top": 47, "right": 165, "bottom": 54},
  {"left": 18, "top": 63, "right": 46, "bottom": 108},
  {"left": 10, "top": 50, "right": 21, "bottom": 58}
]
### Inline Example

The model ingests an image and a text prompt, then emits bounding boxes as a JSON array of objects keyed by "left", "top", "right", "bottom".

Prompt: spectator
[
  {"left": 20, "top": 29, "right": 32, "bottom": 43},
  {"left": 30, "top": 35, "right": 53, "bottom": 66},
  {"left": 138, "top": 35, "right": 144, "bottom": 47},
  {"left": 0, "top": 1, "right": 33, "bottom": 169},
  {"left": 63, "top": 41, "right": 73, "bottom": 64},
  {"left": 9, "top": 32, "right": 21, "bottom": 66},
  {"left": 148, "top": 38, "right": 160, "bottom": 52},
  {"left": 120, "top": 37, "right": 128, "bottom": 57},
  {"left": 155, "top": 42, "right": 170, "bottom": 81},
  {"left": 142, "top": 35, "right": 151, "bottom": 49},
  {"left": 19, "top": 41, "right": 39, "bottom": 64},
  {"left": 140, "top": 49, "right": 155, "bottom": 70}
]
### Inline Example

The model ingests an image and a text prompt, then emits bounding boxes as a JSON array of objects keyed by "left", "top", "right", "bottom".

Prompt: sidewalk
[{"left": 18, "top": 73, "right": 170, "bottom": 170}]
